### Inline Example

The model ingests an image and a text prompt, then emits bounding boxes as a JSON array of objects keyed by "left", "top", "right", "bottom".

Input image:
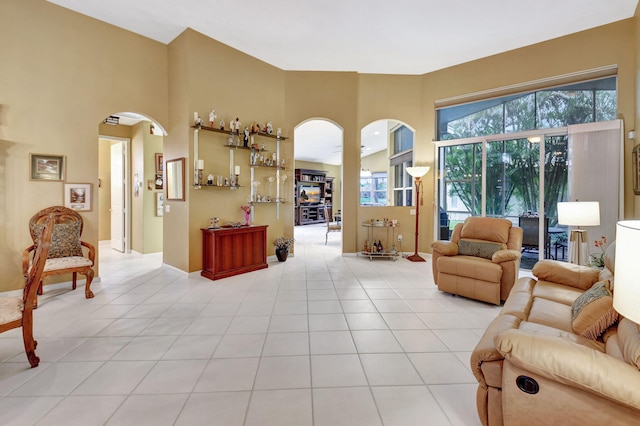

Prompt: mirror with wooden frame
[{"left": 166, "top": 157, "right": 185, "bottom": 201}]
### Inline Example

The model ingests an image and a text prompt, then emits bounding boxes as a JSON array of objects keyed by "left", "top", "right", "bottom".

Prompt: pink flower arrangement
[{"left": 590, "top": 235, "right": 607, "bottom": 268}]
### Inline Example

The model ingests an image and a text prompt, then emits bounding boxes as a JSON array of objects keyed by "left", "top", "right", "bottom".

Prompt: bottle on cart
[
  {"left": 364, "top": 239, "right": 369, "bottom": 253},
  {"left": 377, "top": 240, "right": 383, "bottom": 253}
]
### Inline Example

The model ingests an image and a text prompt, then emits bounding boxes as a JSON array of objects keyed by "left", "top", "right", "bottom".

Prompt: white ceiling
[
  {"left": 48, "top": 0, "right": 637, "bottom": 75},
  {"left": 68, "top": 0, "right": 637, "bottom": 163}
]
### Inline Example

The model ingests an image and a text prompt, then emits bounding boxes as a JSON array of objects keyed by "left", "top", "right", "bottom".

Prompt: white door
[{"left": 110, "top": 142, "right": 125, "bottom": 252}]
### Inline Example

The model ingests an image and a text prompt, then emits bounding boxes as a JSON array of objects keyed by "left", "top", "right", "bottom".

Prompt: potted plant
[{"left": 273, "top": 236, "right": 295, "bottom": 261}]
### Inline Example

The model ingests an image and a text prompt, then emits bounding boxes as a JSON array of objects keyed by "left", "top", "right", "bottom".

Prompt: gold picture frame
[
  {"left": 63, "top": 183, "right": 92, "bottom": 211},
  {"left": 30, "top": 153, "right": 66, "bottom": 181},
  {"left": 155, "top": 153, "right": 164, "bottom": 174},
  {"left": 633, "top": 145, "right": 640, "bottom": 195}
]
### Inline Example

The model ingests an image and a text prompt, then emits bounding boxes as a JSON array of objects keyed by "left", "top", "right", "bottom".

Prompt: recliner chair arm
[
  {"left": 431, "top": 240, "right": 458, "bottom": 256},
  {"left": 491, "top": 249, "right": 521, "bottom": 264}
]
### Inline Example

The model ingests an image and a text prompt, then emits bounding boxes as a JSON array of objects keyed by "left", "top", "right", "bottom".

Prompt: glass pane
[
  {"left": 537, "top": 90, "right": 594, "bottom": 128},
  {"left": 595, "top": 90, "right": 617, "bottom": 122},
  {"left": 374, "top": 177, "right": 387, "bottom": 191},
  {"left": 504, "top": 93, "right": 535, "bottom": 133},
  {"left": 360, "top": 191, "right": 371, "bottom": 204},
  {"left": 394, "top": 190, "right": 403, "bottom": 206},
  {"left": 440, "top": 143, "right": 482, "bottom": 218},
  {"left": 373, "top": 191, "right": 387, "bottom": 205},
  {"left": 405, "top": 189, "right": 412, "bottom": 207},
  {"left": 544, "top": 135, "right": 569, "bottom": 261}
]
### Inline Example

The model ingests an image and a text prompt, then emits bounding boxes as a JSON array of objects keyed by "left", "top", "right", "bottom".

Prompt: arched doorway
[
  {"left": 99, "top": 112, "right": 167, "bottom": 254},
  {"left": 294, "top": 119, "right": 344, "bottom": 247}
]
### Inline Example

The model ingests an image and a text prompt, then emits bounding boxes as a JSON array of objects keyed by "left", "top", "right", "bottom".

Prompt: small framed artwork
[
  {"left": 156, "top": 192, "right": 164, "bottom": 216},
  {"left": 633, "top": 145, "right": 640, "bottom": 195},
  {"left": 155, "top": 153, "right": 164, "bottom": 174},
  {"left": 155, "top": 174, "right": 164, "bottom": 190},
  {"left": 30, "top": 153, "right": 66, "bottom": 181},
  {"left": 64, "top": 183, "right": 92, "bottom": 211}
]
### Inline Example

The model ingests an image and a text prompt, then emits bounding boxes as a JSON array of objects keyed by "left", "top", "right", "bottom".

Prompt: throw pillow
[
  {"left": 571, "top": 280, "right": 618, "bottom": 340},
  {"left": 32, "top": 221, "right": 83, "bottom": 259},
  {"left": 458, "top": 239, "right": 505, "bottom": 260}
]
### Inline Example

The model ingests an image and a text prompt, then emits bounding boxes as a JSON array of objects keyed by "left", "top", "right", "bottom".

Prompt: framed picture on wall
[
  {"left": 155, "top": 153, "right": 164, "bottom": 174},
  {"left": 155, "top": 174, "right": 163, "bottom": 190},
  {"left": 30, "top": 153, "right": 66, "bottom": 181},
  {"left": 64, "top": 183, "right": 92, "bottom": 211},
  {"left": 156, "top": 192, "right": 164, "bottom": 216},
  {"left": 634, "top": 145, "right": 640, "bottom": 195}
]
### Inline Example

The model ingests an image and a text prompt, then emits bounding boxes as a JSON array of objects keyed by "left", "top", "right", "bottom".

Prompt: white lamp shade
[
  {"left": 614, "top": 220, "right": 640, "bottom": 324},
  {"left": 406, "top": 166, "right": 430, "bottom": 178},
  {"left": 557, "top": 201, "right": 600, "bottom": 227}
]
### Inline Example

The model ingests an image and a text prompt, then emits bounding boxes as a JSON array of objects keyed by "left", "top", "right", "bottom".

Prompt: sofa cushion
[
  {"left": 458, "top": 239, "right": 505, "bottom": 259},
  {"left": 532, "top": 280, "right": 585, "bottom": 306},
  {"left": 460, "top": 217, "right": 512, "bottom": 243},
  {"left": 571, "top": 280, "right": 618, "bottom": 340},
  {"left": 527, "top": 298, "right": 574, "bottom": 333},
  {"left": 532, "top": 259, "right": 600, "bottom": 291},
  {"left": 617, "top": 318, "right": 640, "bottom": 369}
]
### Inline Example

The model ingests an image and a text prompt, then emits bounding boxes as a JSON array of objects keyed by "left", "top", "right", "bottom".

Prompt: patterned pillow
[
  {"left": 32, "top": 222, "right": 83, "bottom": 259},
  {"left": 571, "top": 280, "right": 618, "bottom": 340},
  {"left": 458, "top": 239, "right": 505, "bottom": 259}
]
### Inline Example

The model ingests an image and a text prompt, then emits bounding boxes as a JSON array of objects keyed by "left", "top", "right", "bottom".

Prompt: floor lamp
[
  {"left": 613, "top": 220, "right": 640, "bottom": 324},
  {"left": 557, "top": 201, "right": 600, "bottom": 266},
  {"left": 406, "top": 166, "right": 430, "bottom": 262}
]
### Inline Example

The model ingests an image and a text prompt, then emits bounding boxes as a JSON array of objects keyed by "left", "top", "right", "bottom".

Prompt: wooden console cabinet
[{"left": 201, "top": 225, "right": 268, "bottom": 280}]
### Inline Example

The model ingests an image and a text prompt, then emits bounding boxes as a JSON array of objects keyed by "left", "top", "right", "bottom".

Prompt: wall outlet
[
  {"left": 398, "top": 234, "right": 403, "bottom": 242},
  {"left": 165, "top": 205, "right": 170, "bottom": 213},
  {"left": 410, "top": 209, "right": 416, "bottom": 215}
]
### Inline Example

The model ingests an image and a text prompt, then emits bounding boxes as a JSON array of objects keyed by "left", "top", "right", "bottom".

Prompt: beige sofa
[
  {"left": 471, "top": 243, "right": 640, "bottom": 425},
  {"left": 431, "top": 217, "right": 523, "bottom": 305}
]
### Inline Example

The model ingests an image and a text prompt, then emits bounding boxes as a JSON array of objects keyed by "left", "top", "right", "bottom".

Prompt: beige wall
[
  {"left": 131, "top": 122, "right": 163, "bottom": 254},
  {"left": 1, "top": 0, "right": 168, "bottom": 291},
  {"left": 2, "top": 0, "right": 638, "bottom": 290},
  {"left": 166, "top": 29, "right": 289, "bottom": 272}
]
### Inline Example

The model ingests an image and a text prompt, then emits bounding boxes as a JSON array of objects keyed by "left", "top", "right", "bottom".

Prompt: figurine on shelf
[
  {"left": 208, "top": 109, "right": 217, "bottom": 127},
  {"left": 261, "top": 123, "right": 268, "bottom": 133},
  {"left": 243, "top": 127, "right": 250, "bottom": 147},
  {"left": 194, "top": 112, "right": 203, "bottom": 126},
  {"left": 252, "top": 122, "right": 260, "bottom": 133},
  {"left": 207, "top": 174, "right": 213, "bottom": 185},
  {"left": 220, "top": 119, "right": 225, "bottom": 130},
  {"left": 277, "top": 127, "right": 282, "bottom": 137},
  {"left": 233, "top": 117, "right": 241, "bottom": 134},
  {"left": 229, "top": 118, "right": 235, "bottom": 133},
  {"left": 266, "top": 121, "right": 273, "bottom": 134}
]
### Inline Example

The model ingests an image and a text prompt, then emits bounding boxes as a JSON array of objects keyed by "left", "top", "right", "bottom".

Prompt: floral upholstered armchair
[{"left": 22, "top": 206, "right": 95, "bottom": 303}]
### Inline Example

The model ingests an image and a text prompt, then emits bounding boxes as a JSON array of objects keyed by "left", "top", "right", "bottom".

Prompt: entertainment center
[{"left": 294, "top": 168, "right": 334, "bottom": 225}]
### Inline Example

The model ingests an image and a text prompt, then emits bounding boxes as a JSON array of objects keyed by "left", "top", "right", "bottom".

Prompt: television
[{"left": 299, "top": 184, "right": 321, "bottom": 205}]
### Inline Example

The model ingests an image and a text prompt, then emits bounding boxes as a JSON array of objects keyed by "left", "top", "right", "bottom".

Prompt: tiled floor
[{"left": 0, "top": 224, "right": 505, "bottom": 425}]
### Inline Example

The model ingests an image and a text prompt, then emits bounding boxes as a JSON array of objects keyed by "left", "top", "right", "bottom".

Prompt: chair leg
[
  {"left": 36, "top": 280, "right": 43, "bottom": 296},
  {"left": 325, "top": 231, "right": 328, "bottom": 245},
  {"left": 72, "top": 272, "right": 77, "bottom": 290},
  {"left": 84, "top": 268, "right": 95, "bottom": 298},
  {"left": 22, "top": 321, "right": 40, "bottom": 368}
]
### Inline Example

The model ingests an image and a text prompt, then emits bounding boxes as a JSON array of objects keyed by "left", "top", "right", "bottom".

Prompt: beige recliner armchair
[{"left": 431, "top": 216, "right": 523, "bottom": 305}]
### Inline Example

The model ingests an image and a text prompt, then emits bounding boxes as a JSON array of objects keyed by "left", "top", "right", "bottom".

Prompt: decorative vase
[{"left": 275, "top": 248, "right": 289, "bottom": 262}]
